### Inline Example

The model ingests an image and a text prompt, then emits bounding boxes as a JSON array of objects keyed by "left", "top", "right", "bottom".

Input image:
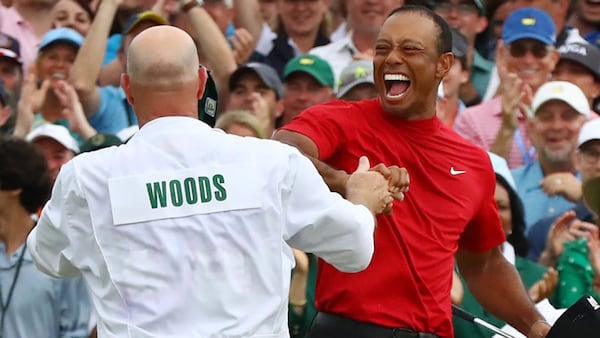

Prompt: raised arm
[
  {"left": 232, "top": 0, "right": 262, "bottom": 45},
  {"left": 182, "top": 0, "right": 237, "bottom": 107},
  {"left": 70, "top": 0, "right": 122, "bottom": 117}
]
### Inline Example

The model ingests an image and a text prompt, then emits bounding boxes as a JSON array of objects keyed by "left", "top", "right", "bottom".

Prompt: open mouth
[
  {"left": 51, "top": 73, "right": 67, "bottom": 80},
  {"left": 384, "top": 73, "right": 411, "bottom": 99}
]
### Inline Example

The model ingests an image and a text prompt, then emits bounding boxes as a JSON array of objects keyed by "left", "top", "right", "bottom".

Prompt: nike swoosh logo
[{"left": 450, "top": 167, "right": 467, "bottom": 175}]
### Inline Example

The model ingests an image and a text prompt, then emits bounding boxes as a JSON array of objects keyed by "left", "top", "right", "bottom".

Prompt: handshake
[{"left": 346, "top": 156, "right": 409, "bottom": 215}]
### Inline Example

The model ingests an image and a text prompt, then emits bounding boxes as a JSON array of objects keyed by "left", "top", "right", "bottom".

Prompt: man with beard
[
  {"left": 454, "top": 7, "right": 559, "bottom": 169},
  {"left": 511, "top": 81, "right": 589, "bottom": 233}
]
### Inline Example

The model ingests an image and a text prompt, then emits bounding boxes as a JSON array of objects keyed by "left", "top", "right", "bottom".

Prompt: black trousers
[{"left": 306, "top": 312, "right": 440, "bottom": 338}]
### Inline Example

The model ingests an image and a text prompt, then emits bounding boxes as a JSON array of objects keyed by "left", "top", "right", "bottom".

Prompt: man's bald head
[{"left": 126, "top": 25, "right": 200, "bottom": 89}]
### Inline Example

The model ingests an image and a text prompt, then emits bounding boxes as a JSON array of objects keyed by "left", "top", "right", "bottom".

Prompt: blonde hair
[{"left": 215, "top": 110, "right": 266, "bottom": 139}]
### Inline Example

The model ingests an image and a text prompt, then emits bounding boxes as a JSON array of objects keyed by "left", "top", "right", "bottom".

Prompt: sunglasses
[{"left": 508, "top": 41, "right": 551, "bottom": 58}]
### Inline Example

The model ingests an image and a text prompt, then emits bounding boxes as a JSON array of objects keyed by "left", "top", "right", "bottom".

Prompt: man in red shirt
[{"left": 274, "top": 5, "right": 550, "bottom": 338}]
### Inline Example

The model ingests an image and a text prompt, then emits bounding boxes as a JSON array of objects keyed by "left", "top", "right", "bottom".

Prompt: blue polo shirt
[
  {"left": 512, "top": 161, "right": 579, "bottom": 233},
  {"left": 0, "top": 242, "right": 90, "bottom": 338},
  {"left": 88, "top": 86, "right": 131, "bottom": 134}
]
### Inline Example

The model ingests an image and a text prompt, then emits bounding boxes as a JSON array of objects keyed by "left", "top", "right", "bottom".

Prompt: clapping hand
[
  {"left": 13, "top": 68, "right": 51, "bottom": 137},
  {"left": 53, "top": 80, "right": 96, "bottom": 139}
]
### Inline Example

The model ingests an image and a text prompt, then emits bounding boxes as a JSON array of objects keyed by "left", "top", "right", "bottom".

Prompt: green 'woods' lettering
[{"left": 146, "top": 174, "right": 227, "bottom": 209}]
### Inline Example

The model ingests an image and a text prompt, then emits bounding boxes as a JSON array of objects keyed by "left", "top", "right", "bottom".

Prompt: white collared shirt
[
  {"left": 310, "top": 35, "right": 360, "bottom": 90},
  {"left": 28, "top": 116, "right": 375, "bottom": 338}
]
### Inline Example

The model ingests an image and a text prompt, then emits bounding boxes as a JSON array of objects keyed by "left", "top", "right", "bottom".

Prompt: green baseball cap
[{"left": 283, "top": 55, "right": 335, "bottom": 88}]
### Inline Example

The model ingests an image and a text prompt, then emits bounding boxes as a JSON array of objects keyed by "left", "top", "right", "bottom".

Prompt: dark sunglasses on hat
[{"left": 508, "top": 40, "right": 551, "bottom": 59}]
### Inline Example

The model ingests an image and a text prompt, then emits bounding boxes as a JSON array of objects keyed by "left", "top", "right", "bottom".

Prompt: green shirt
[{"left": 453, "top": 256, "right": 547, "bottom": 338}]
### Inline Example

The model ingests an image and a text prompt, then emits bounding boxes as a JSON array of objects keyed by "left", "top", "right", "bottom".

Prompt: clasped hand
[{"left": 346, "top": 157, "right": 409, "bottom": 215}]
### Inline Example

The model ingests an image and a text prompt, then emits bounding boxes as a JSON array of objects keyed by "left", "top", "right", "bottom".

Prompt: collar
[
  {"left": 340, "top": 35, "right": 359, "bottom": 55},
  {"left": 472, "top": 50, "right": 494, "bottom": 72},
  {"left": 0, "top": 242, "right": 31, "bottom": 268},
  {"left": 519, "top": 161, "right": 545, "bottom": 192}
]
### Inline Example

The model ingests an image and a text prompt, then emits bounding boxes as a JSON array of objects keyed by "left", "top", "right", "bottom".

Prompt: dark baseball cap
[
  {"left": 199, "top": 69, "right": 219, "bottom": 127},
  {"left": 558, "top": 42, "right": 600, "bottom": 80},
  {"left": 79, "top": 133, "right": 123, "bottom": 153},
  {"left": 229, "top": 62, "right": 283, "bottom": 99},
  {"left": 547, "top": 295, "right": 600, "bottom": 338},
  {"left": 451, "top": 28, "right": 468, "bottom": 59},
  {"left": 502, "top": 7, "right": 556, "bottom": 46}
]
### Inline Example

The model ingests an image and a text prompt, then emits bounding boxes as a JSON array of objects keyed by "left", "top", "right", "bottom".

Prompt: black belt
[{"left": 311, "top": 312, "right": 440, "bottom": 338}]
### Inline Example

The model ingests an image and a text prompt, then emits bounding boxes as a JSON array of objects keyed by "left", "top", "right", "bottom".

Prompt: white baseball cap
[
  {"left": 26, "top": 124, "right": 80, "bottom": 153},
  {"left": 578, "top": 118, "right": 600, "bottom": 149},
  {"left": 530, "top": 81, "right": 590, "bottom": 118}
]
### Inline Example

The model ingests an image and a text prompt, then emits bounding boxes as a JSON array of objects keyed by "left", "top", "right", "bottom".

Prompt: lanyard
[
  {"left": 514, "top": 129, "right": 536, "bottom": 165},
  {"left": 0, "top": 243, "right": 27, "bottom": 338}
]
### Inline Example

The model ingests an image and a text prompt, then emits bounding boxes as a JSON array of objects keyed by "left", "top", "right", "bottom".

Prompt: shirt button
[{"left": 549, "top": 207, "right": 555, "bottom": 214}]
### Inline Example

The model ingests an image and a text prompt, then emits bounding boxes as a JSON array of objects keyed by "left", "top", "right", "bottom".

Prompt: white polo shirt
[
  {"left": 309, "top": 35, "right": 359, "bottom": 90},
  {"left": 27, "top": 116, "right": 375, "bottom": 338}
]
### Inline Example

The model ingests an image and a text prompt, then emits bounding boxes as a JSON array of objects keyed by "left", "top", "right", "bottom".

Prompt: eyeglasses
[
  {"left": 434, "top": 3, "right": 479, "bottom": 15},
  {"left": 580, "top": 149, "right": 600, "bottom": 164},
  {"left": 508, "top": 41, "right": 551, "bottom": 59}
]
